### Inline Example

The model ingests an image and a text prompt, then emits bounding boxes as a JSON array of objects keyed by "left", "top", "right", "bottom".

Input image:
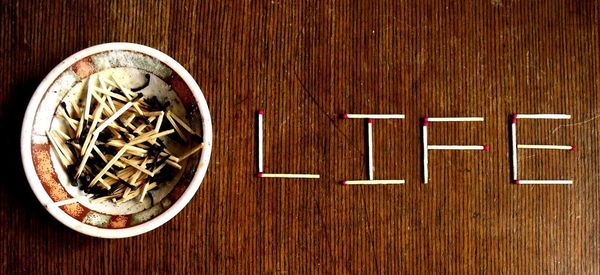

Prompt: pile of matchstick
[{"left": 47, "top": 72, "right": 204, "bottom": 205}]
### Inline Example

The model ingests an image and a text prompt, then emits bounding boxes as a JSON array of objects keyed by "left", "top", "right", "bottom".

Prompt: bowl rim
[{"left": 20, "top": 42, "right": 213, "bottom": 238}]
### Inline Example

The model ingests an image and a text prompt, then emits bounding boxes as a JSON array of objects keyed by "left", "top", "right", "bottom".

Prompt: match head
[
  {"left": 258, "top": 109, "right": 264, "bottom": 115},
  {"left": 512, "top": 113, "right": 518, "bottom": 123},
  {"left": 514, "top": 179, "right": 520, "bottom": 185},
  {"left": 340, "top": 113, "right": 349, "bottom": 119},
  {"left": 368, "top": 118, "right": 374, "bottom": 124},
  {"left": 341, "top": 180, "right": 347, "bottom": 186},
  {"left": 256, "top": 172, "right": 264, "bottom": 178},
  {"left": 483, "top": 145, "right": 490, "bottom": 152},
  {"left": 570, "top": 144, "right": 577, "bottom": 151},
  {"left": 423, "top": 116, "right": 429, "bottom": 126}
]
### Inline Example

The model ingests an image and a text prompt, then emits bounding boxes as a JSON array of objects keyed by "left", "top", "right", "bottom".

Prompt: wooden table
[{"left": 1, "top": 0, "right": 598, "bottom": 273}]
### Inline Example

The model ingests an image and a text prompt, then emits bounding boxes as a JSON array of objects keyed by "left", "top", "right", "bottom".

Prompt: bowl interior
[{"left": 21, "top": 43, "right": 212, "bottom": 238}]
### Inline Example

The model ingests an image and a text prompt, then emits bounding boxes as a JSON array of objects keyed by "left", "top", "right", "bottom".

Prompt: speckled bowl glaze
[{"left": 21, "top": 43, "right": 212, "bottom": 238}]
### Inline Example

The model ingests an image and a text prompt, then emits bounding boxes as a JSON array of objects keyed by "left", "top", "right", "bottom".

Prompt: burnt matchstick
[
  {"left": 47, "top": 71, "right": 204, "bottom": 205},
  {"left": 341, "top": 114, "right": 405, "bottom": 119},
  {"left": 514, "top": 179, "right": 573, "bottom": 185},
  {"left": 257, "top": 109, "right": 264, "bottom": 173},
  {"left": 342, "top": 180, "right": 405, "bottom": 185}
]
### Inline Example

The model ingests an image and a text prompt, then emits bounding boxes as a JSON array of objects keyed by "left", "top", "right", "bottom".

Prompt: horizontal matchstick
[
  {"left": 428, "top": 145, "right": 489, "bottom": 151},
  {"left": 342, "top": 114, "right": 405, "bottom": 119},
  {"left": 514, "top": 114, "right": 571, "bottom": 120},
  {"left": 424, "top": 116, "right": 484, "bottom": 123},
  {"left": 257, "top": 172, "right": 320, "bottom": 179},
  {"left": 517, "top": 144, "right": 576, "bottom": 150},
  {"left": 342, "top": 180, "right": 405, "bottom": 185},
  {"left": 515, "top": 179, "right": 573, "bottom": 185}
]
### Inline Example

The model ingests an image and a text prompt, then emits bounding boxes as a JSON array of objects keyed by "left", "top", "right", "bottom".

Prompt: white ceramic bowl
[{"left": 20, "top": 43, "right": 212, "bottom": 238}]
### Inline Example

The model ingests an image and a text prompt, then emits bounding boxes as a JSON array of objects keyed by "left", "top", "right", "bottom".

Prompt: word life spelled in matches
[
  {"left": 511, "top": 113, "right": 575, "bottom": 185},
  {"left": 256, "top": 109, "right": 320, "bottom": 179},
  {"left": 253, "top": 109, "right": 576, "bottom": 185},
  {"left": 422, "top": 116, "right": 489, "bottom": 184},
  {"left": 341, "top": 114, "right": 406, "bottom": 186}
]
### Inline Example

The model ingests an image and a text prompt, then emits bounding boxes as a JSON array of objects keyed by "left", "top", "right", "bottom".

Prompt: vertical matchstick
[
  {"left": 367, "top": 119, "right": 374, "bottom": 180},
  {"left": 258, "top": 109, "right": 264, "bottom": 173},
  {"left": 511, "top": 114, "right": 518, "bottom": 181},
  {"left": 422, "top": 117, "right": 429, "bottom": 184}
]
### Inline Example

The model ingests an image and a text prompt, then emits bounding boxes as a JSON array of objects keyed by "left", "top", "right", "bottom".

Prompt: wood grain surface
[{"left": 1, "top": 0, "right": 599, "bottom": 273}]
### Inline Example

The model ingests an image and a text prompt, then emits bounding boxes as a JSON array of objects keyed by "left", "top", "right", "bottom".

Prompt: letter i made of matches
[
  {"left": 256, "top": 108, "right": 320, "bottom": 179},
  {"left": 422, "top": 116, "right": 489, "bottom": 184},
  {"left": 511, "top": 113, "right": 574, "bottom": 185},
  {"left": 341, "top": 113, "right": 406, "bottom": 185}
]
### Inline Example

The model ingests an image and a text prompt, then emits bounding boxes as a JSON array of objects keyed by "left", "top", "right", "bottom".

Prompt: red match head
[
  {"left": 341, "top": 113, "right": 349, "bottom": 119},
  {"left": 256, "top": 172, "right": 264, "bottom": 178},
  {"left": 483, "top": 145, "right": 490, "bottom": 152},
  {"left": 514, "top": 179, "right": 520, "bottom": 185},
  {"left": 341, "top": 180, "right": 347, "bottom": 186},
  {"left": 368, "top": 118, "right": 374, "bottom": 124},
  {"left": 258, "top": 109, "right": 264, "bottom": 115},
  {"left": 423, "top": 116, "right": 429, "bottom": 126},
  {"left": 570, "top": 144, "right": 577, "bottom": 151},
  {"left": 512, "top": 113, "right": 518, "bottom": 123}
]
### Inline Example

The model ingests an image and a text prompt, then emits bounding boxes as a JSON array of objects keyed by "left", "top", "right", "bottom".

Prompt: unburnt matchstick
[
  {"left": 47, "top": 71, "right": 204, "bottom": 205},
  {"left": 342, "top": 180, "right": 405, "bottom": 185},
  {"left": 425, "top": 116, "right": 484, "bottom": 122},
  {"left": 511, "top": 113, "right": 574, "bottom": 185},
  {"left": 428, "top": 145, "right": 489, "bottom": 151},
  {"left": 341, "top": 113, "right": 406, "bottom": 119},
  {"left": 46, "top": 194, "right": 94, "bottom": 208},
  {"left": 257, "top": 173, "right": 320, "bottom": 179},
  {"left": 257, "top": 109, "right": 264, "bottom": 173},
  {"left": 514, "top": 113, "right": 571, "bottom": 120},
  {"left": 367, "top": 119, "right": 374, "bottom": 180},
  {"left": 515, "top": 180, "right": 573, "bottom": 185},
  {"left": 517, "top": 144, "right": 576, "bottom": 150},
  {"left": 422, "top": 116, "right": 487, "bottom": 184},
  {"left": 256, "top": 109, "right": 320, "bottom": 179},
  {"left": 511, "top": 114, "right": 518, "bottom": 180},
  {"left": 422, "top": 119, "right": 428, "bottom": 183}
]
